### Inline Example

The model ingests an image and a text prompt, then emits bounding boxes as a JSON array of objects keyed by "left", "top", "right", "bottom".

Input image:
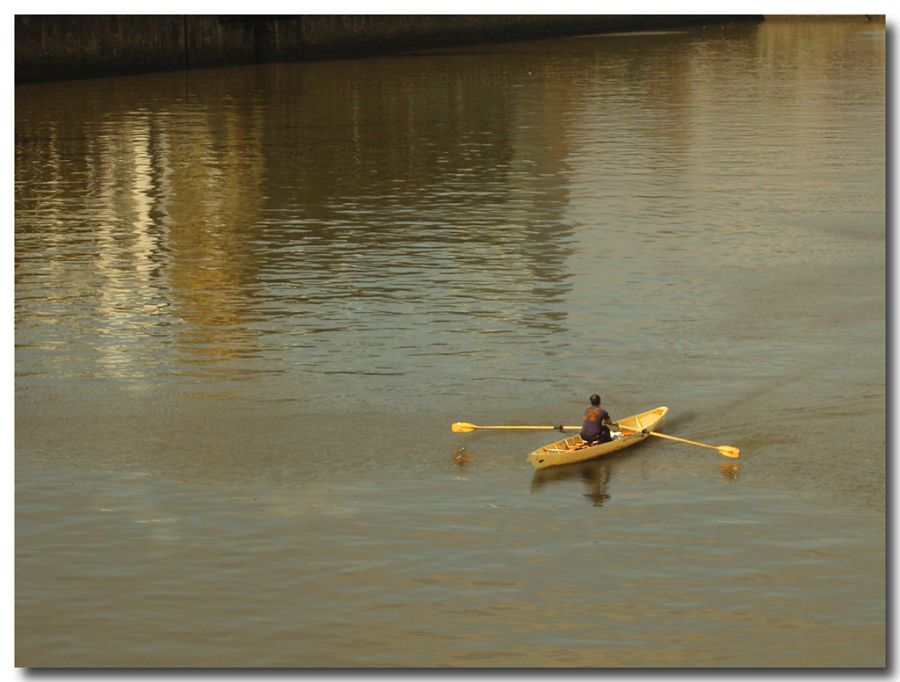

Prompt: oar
[
  {"left": 620, "top": 427, "right": 740, "bottom": 458},
  {"left": 451, "top": 422, "right": 580, "bottom": 433}
]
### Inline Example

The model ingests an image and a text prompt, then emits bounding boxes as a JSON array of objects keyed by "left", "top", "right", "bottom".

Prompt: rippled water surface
[{"left": 15, "top": 19, "right": 885, "bottom": 667}]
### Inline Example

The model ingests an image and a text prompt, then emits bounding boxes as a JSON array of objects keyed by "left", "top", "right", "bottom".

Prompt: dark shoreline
[{"left": 15, "top": 14, "right": 765, "bottom": 84}]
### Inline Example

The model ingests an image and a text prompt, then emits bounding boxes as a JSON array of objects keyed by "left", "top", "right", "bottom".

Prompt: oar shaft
[
  {"left": 451, "top": 421, "right": 581, "bottom": 433},
  {"left": 647, "top": 431, "right": 720, "bottom": 451},
  {"left": 619, "top": 428, "right": 739, "bottom": 457},
  {"left": 476, "top": 425, "right": 580, "bottom": 430}
]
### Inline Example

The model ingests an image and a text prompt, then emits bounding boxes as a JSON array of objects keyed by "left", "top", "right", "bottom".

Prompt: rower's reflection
[
  {"left": 530, "top": 458, "right": 613, "bottom": 507},
  {"left": 531, "top": 454, "right": 742, "bottom": 506}
]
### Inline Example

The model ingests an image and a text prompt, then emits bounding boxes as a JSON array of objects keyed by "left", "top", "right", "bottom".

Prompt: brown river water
[{"left": 15, "top": 19, "right": 885, "bottom": 667}]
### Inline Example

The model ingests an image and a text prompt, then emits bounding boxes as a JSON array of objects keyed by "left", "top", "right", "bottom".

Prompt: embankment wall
[{"left": 16, "top": 15, "right": 763, "bottom": 83}]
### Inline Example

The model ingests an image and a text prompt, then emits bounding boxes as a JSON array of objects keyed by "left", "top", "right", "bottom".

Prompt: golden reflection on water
[
  {"left": 16, "top": 18, "right": 884, "bottom": 393},
  {"left": 16, "top": 50, "right": 580, "bottom": 388}
]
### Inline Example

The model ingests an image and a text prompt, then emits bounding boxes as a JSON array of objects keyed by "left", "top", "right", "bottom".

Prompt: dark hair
[{"left": 590, "top": 394, "right": 601, "bottom": 406}]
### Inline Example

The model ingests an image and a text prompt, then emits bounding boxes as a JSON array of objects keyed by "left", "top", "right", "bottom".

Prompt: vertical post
[{"left": 182, "top": 15, "right": 190, "bottom": 69}]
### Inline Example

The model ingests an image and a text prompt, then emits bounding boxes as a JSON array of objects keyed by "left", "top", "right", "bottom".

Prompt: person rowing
[{"left": 580, "top": 394, "right": 615, "bottom": 445}]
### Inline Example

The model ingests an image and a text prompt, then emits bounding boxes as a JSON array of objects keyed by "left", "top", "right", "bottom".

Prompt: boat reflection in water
[
  {"left": 530, "top": 457, "right": 614, "bottom": 507},
  {"left": 530, "top": 450, "right": 741, "bottom": 505}
]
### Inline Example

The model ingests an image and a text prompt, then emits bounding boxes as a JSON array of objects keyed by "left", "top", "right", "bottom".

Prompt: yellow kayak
[{"left": 527, "top": 406, "right": 668, "bottom": 469}]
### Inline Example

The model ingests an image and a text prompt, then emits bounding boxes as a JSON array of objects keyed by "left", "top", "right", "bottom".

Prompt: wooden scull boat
[{"left": 527, "top": 406, "right": 668, "bottom": 469}]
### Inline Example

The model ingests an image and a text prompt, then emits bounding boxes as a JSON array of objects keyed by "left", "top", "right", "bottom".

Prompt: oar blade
[
  {"left": 718, "top": 445, "right": 741, "bottom": 458},
  {"left": 451, "top": 422, "right": 477, "bottom": 433}
]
